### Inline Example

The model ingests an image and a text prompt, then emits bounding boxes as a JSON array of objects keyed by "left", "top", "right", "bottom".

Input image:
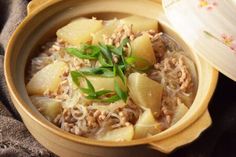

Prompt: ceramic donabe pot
[{"left": 4, "top": 0, "right": 218, "bottom": 157}]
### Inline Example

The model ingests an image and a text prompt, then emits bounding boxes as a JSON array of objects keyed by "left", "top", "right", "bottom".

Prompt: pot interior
[{"left": 7, "top": 0, "right": 215, "bottom": 147}]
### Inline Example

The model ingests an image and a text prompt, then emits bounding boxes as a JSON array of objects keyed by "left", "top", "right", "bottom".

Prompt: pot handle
[{"left": 149, "top": 110, "right": 212, "bottom": 154}]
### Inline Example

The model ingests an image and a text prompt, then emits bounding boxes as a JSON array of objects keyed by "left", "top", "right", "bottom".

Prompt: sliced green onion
[
  {"left": 66, "top": 46, "right": 100, "bottom": 60},
  {"left": 70, "top": 71, "right": 84, "bottom": 86},
  {"left": 125, "top": 56, "right": 137, "bottom": 65},
  {"left": 114, "top": 64, "right": 126, "bottom": 84},
  {"left": 98, "top": 53, "right": 113, "bottom": 67},
  {"left": 79, "top": 67, "right": 114, "bottom": 77},
  {"left": 114, "top": 80, "right": 128, "bottom": 102},
  {"left": 98, "top": 43, "right": 113, "bottom": 65}
]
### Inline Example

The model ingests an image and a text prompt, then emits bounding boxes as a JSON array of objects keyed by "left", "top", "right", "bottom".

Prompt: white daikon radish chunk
[
  {"left": 80, "top": 76, "right": 127, "bottom": 91},
  {"left": 97, "top": 125, "right": 134, "bottom": 141},
  {"left": 131, "top": 33, "right": 156, "bottom": 69},
  {"left": 128, "top": 72, "right": 163, "bottom": 115},
  {"left": 121, "top": 15, "right": 158, "bottom": 33},
  {"left": 92, "top": 19, "right": 120, "bottom": 44},
  {"left": 31, "top": 96, "right": 62, "bottom": 121},
  {"left": 57, "top": 18, "right": 103, "bottom": 46},
  {"left": 26, "top": 61, "right": 67, "bottom": 95},
  {"left": 134, "top": 109, "right": 161, "bottom": 138}
]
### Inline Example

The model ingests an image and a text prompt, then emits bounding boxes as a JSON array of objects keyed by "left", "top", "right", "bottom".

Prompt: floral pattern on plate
[
  {"left": 221, "top": 34, "right": 236, "bottom": 51},
  {"left": 204, "top": 31, "right": 236, "bottom": 53},
  {"left": 198, "top": 0, "right": 217, "bottom": 10},
  {"left": 163, "top": 0, "right": 236, "bottom": 80}
]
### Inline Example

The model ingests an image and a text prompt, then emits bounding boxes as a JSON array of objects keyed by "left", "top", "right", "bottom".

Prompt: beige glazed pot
[{"left": 4, "top": 0, "right": 218, "bottom": 157}]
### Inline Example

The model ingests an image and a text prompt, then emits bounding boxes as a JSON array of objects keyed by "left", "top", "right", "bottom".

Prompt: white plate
[{"left": 163, "top": 0, "right": 236, "bottom": 81}]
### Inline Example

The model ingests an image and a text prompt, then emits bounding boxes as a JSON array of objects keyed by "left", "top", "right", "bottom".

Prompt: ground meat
[
  {"left": 153, "top": 38, "right": 167, "bottom": 59},
  {"left": 103, "top": 24, "right": 135, "bottom": 47},
  {"left": 53, "top": 99, "right": 142, "bottom": 138},
  {"left": 141, "top": 31, "right": 166, "bottom": 59},
  {"left": 150, "top": 52, "right": 193, "bottom": 95},
  {"left": 153, "top": 89, "right": 175, "bottom": 127},
  {"left": 178, "top": 56, "right": 193, "bottom": 92},
  {"left": 148, "top": 49, "right": 195, "bottom": 127}
]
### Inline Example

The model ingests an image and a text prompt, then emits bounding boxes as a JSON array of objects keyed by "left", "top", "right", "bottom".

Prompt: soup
[{"left": 25, "top": 16, "right": 197, "bottom": 141}]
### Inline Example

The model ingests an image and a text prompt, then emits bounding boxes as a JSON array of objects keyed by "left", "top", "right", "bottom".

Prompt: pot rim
[{"left": 4, "top": 0, "right": 219, "bottom": 148}]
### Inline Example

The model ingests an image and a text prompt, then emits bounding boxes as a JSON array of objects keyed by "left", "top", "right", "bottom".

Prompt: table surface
[{"left": 170, "top": 74, "right": 236, "bottom": 157}]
